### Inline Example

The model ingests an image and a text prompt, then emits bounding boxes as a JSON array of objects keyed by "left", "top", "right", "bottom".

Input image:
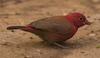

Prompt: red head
[{"left": 66, "top": 12, "right": 91, "bottom": 28}]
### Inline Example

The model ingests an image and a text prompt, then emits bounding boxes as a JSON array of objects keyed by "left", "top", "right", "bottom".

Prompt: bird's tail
[
  {"left": 7, "top": 25, "right": 45, "bottom": 35},
  {"left": 7, "top": 25, "right": 40, "bottom": 33},
  {"left": 7, "top": 26, "right": 26, "bottom": 30}
]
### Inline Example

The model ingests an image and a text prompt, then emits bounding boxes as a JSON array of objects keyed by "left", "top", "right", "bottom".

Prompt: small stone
[
  {"left": 89, "top": 19, "right": 95, "bottom": 23},
  {"left": 90, "top": 30, "right": 95, "bottom": 33},
  {"left": 11, "top": 30, "right": 15, "bottom": 32},
  {"left": 15, "top": 13, "right": 21, "bottom": 15},
  {"left": 24, "top": 56, "right": 28, "bottom": 58},
  {"left": 87, "top": 16, "right": 90, "bottom": 18},
  {"left": 16, "top": 45, "right": 20, "bottom": 48},
  {"left": 30, "top": 37, "right": 33, "bottom": 39},
  {"left": 36, "top": 49, "right": 43, "bottom": 54},
  {"left": 80, "top": 51, "right": 85, "bottom": 53},
  {"left": 14, "top": 0, "right": 23, "bottom": 4},
  {"left": 24, "top": 56, "right": 27, "bottom": 58},
  {"left": 96, "top": 45, "right": 100, "bottom": 48},
  {"left": 89, "top": 33, "right": 96, "bottom": 37},
  {"left": 24, "top": 55, "right": 31, "bottom": 58},
  {"left": 36, "top": 49, "right": 41, "bottom": 52},
  {"left": 63, "top": 13, "right": 67, "bottom": 15},
  {"left": 84, "top": 54, "right": 89, "bottom": 56},
  {"left": 1, "top": 42, "right": 11, "bottom": 46},
  {"left": 92, "top": 0, "right": 100, "bottom": 3}
]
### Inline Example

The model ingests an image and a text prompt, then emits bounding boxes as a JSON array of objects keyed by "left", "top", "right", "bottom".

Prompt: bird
[{"left": 7, "top": 12, "right": 91, "bottom": 48}]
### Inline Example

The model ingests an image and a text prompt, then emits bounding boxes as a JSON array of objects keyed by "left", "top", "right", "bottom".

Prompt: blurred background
[{"left": 0, "top": 0, "right": 100, "bottom": 58}]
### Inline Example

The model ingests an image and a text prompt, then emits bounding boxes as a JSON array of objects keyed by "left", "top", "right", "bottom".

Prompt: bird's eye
[{"left": 80, "top": 17, "right": 84, "bottom": 21}]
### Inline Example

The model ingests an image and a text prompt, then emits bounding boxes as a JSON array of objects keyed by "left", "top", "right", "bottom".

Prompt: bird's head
[{"left": 66, "top": 12, "right": 91, "bottom": 28}]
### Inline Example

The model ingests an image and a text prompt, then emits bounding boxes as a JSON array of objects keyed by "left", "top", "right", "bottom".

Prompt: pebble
[
  {"left": 30, "top": 37, "right": 34, "bottom": 39},
  {"left": 15, "top": 13, "right": 21, "bottom": 15},
  {"left": 0, "top": 42, "right": 11, "bottom": 46},
  {"left": 11, "top": 30, "right": 15, "bottom": 32},
  {"left": 14, "top": 0, "right": 23, "bottom": 4},
  {"left": 89, "top": 33, "right": 96, "bottom": 37},
  {"left": 80, "top": 51, "right": 89, "bottom": 56},
  {"left": 96, "top": 45, "right": 100, "bottom": 48},
  {"left": 36, "top": 49, "right": 43, "bottom": 54},
  {"left": 24, "top": 56, "right": 31, "bottom": 58},
  {"left": 80, "top": 51, "right": 85, "bottom": 53},
  {"left": 36, "top": 49, "right": 41, "bottom": 53},
  {"left": 92, "top": 0, "right": 100, "bottom": 3},
  {"left": 63, "top": 13, "right": 67, "bottom": 15}
]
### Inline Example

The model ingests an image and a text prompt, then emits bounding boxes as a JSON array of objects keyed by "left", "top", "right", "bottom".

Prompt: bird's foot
[{"left": 53, "top": 42, "right": 69, "bottom": 49}]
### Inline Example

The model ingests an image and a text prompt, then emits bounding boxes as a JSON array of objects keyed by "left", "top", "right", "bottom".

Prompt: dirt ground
[{"left": 0, "top": 0, "right": 100, "bottom": 58}]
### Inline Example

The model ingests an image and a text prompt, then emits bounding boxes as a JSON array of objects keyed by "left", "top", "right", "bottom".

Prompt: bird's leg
[{"left": 53, "top": 42, "right": 69, "bottom": 49}]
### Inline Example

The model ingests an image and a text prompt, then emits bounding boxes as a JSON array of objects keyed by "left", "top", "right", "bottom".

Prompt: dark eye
[{"left": 80, "top": 17, "right": 84, "bottom": 21}]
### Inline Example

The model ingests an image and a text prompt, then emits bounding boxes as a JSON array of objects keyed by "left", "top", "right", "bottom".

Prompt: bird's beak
[{"left": 84, "top": 20, "right": 92, "bottom": 25}]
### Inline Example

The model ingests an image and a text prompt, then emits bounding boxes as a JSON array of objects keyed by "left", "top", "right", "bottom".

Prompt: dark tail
[
  {"left": 7, "top": 25, "right": 39, "bottom": 33},
  {"left": 7, "top": 26, "right": 26, "bottom": 30},
  {"left": 7, "top": 25, "right": 45, "bottom": 35}
]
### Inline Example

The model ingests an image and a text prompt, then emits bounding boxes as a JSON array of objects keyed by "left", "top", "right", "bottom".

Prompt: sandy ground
[{"left": 0, "top": 0, "right": 100, "bottom": 58}]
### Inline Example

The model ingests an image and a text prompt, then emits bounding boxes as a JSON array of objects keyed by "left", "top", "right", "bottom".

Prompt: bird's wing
[{"left": 29, "top": 16, "right": 73, "bottom": 35}]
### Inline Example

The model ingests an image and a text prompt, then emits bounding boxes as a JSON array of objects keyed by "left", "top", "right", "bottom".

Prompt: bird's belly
[
  {"left": 39, "top": 31, "right": 76, "bottom": 42},
  {"left": 37, "top": 26, "right": 77, "bottom": 42}
]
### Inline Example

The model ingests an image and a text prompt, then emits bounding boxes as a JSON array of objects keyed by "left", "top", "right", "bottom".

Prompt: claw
[{"left": 54, "top": 42, "right": 69, "bottom": 49}]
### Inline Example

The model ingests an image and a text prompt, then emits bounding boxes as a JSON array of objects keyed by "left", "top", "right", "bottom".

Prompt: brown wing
[{"left": 29, "top": 16, "right": 73, "bottom": 35}]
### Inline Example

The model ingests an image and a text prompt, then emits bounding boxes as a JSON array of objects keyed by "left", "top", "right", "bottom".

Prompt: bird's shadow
[
  {"left": 14, "top": 37, "right": 98, "bottom": 58},
  {"left": 17, "top": 37, "right": 97, "bottom": 49}
]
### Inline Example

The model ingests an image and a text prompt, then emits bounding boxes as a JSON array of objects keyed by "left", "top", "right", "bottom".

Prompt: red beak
[{"left": 84, "top": 20, "right": 92, "bottom": 25}]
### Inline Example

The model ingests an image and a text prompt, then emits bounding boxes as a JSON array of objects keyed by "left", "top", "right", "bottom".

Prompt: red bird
[{"left": 7, "top": 12, "right": 91, "bottom": 48}]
